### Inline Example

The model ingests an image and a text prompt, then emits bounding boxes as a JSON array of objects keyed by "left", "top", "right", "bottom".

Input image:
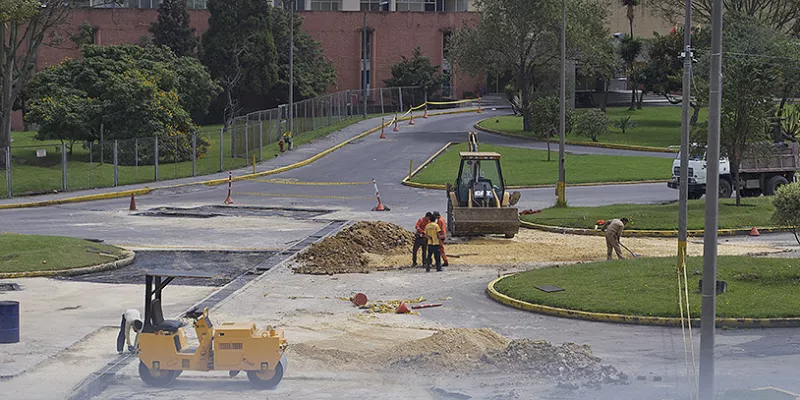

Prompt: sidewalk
[{"left": 0, "top": 116, "right": 390, "bottom": 208}]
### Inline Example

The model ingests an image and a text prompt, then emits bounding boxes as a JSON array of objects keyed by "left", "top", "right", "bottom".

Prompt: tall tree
[
  {"left": 448, "top": 0, "right": 609, "bottom": 132},
  {"left": 618, "top": 36, "right": 642, "bottom": 111},
  {"left": 651, "top": 0, "right": 800, "bottom": 34},
  {"left": 268, "top": 6, "right": 336, "bottom": 105},
  {"left": 621, "top": 0, "right": 640, "bottom": 37},
  {"left": 201, "top": 0, "right": 279, "bottom": 128},
  {"left": 0, "top": 0, "right": 72, "bottom": 149},
  {"left": 149, "top": 0, "right": 198, "bottom": 57},
  {"left": 384, "top": 47, "right": 448, "bottom": 98}
]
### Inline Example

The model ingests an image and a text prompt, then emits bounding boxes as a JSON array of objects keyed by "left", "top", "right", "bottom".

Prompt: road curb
[
  {"left": 0, "top": 249, "right": 135, "bottom": 279},
  {"left": 487, "top": 275, "right": 800, "bottom": 328},
  {"left": 0, "top": 107, "right": 480, "bottom": 210},
  {"left": 474, "top": 119, "right": 678, "bottom": 154},
  {"left": 519, "top": 220, "right": 792, "bottom": 238},
  {"left": 399, "top": 141, "right": 667, "bottom": 190}
]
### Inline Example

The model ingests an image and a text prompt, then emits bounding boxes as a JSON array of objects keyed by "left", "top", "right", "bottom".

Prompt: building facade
[{"left": 11, "top": 0, "right": 671, "bottom": 130}]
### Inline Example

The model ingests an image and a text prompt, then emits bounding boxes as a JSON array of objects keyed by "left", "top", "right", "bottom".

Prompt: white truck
[{"left": 667, "top": 141, "right": 800, "bottom": 199}]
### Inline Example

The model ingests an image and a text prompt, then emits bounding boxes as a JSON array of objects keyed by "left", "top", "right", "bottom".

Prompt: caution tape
[
  {"left": 426, "top": 98, "right": 480, "bottom": 105},
  {"left": 251, "top": 178, "right": 372, "bottom": 186}
]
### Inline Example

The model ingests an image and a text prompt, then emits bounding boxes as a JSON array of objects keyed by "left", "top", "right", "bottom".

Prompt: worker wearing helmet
[
  {"left": 602, "top": 218, "right": 629, "bottom": 260},
  {"left": 412, "top": 212, "right": 431, "bottom": 267}
]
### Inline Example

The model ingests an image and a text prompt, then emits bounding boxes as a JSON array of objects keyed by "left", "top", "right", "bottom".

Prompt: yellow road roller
[{"left": 136, "top": 270, "right": 288, "bottom": 388}]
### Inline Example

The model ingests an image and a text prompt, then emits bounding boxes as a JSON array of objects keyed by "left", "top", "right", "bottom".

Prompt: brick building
[{"left": 11, "top": 0, "right": 671, "bottom": 130}]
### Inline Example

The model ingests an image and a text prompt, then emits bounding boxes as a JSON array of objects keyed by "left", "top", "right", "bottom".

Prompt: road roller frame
[{"left": 136, "top": 270, "right": 288, "bottom": 389}]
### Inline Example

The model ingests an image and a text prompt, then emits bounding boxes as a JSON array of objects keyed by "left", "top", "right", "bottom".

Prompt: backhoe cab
[
  {"left": 445, "top": 132, "right": 521, "bottom": 238},
  {"left": 136, "top": 270, "right": 287, "bottom": 389}
]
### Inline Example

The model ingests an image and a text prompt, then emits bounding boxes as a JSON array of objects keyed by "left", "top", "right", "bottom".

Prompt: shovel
[{"left": 620, "top": 242, "right": 641, "bottom": 258}]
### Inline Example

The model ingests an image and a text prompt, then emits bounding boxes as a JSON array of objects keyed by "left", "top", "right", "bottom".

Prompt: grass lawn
[
  {"left": 5, "top": 116, "right": 372, "bottom": 197},
  {"left": 0, "top": 233, "right": 127, "bottom": 273},
  {"left": 521, "top": 196, "right": 775, "bottom": 230},
  {"left": 494, "top": 256, "right": 800, "bottom": 318},
  {"left": 411, "top": 143, "right": 672, "bottom": 186},
  {"left": 478, "top": 106, "right": 708, "bottom": 149}
]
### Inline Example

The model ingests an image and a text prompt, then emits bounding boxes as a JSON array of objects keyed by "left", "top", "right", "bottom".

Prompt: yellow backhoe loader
[
  {"left": 445, "top": 132, "right": 521, "bottom": 238},
  {"left": 136, "top": 270, "right": 288, "bottom": 388}
]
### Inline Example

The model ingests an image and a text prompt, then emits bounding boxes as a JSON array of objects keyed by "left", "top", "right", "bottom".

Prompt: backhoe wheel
[
  {"left": 447, "top": 198, "right": 455, "bottom": 237},
  {"left": 138, "top": 361, "right": 178, "bottom": 387},
  {"left": 504, "top": 233, "right": 515, "bottom": 239},
  {"left": 247, "top": 356, "right": 286, "bottom": 389}
]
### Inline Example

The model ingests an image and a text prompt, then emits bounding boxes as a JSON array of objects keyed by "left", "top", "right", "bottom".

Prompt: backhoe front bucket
[{"left": 450, "top": 207, "right": 520, "bottom": 238}]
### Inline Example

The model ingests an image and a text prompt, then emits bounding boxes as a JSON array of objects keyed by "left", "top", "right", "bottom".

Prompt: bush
[
  {"left": 772, "top": 182, "right": 800, "bottom": 244},
  {"left": 530, "top": 96, "right": 574, "bottom": 138},
  {"left": 614, "top": 116, "right": 637, "bottom": 134},
  {"left": 574, "top": 109, "right": 609, "bottom": 142}
]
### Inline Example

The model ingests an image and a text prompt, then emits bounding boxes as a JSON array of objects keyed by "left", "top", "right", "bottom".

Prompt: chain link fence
[{"left": 0, "top": 85, "right": 471, "bottom": 198}]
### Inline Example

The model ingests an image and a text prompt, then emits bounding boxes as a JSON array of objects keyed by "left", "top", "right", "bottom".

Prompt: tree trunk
[
  {"left": 629, "top": 78, "right": 636, "bottom": 110},
  {"left": 519, "top": 68, "right": 532, "bottom": 132},
  {"left": 690, "top": 102, "right": 700, "bottom": 126},
  {"left": 0, "top": 22, "right": 13, "bottom": 149},
  {"left": 628, "top": 8, "right": 634, "bottom": 38},
  {"left": 546, "top": 133, "right": 551, "bottom": 161},
  {"left": 637, "top": 87, "right": 644, "bottom": 109},
  {"left": 601, "top": 79, "right": 609, "bottom": 112},
  {"left": 732, "top": 163, "right": 741, "bottom": 206}
]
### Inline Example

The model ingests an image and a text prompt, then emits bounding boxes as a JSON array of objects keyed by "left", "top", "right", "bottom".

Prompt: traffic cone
[
  {"left": 129, "top": 193, "right": 137, "bottom": 211},
  {"left": 477, "top": 98, "right": 483, "bottom": 113},
  {"left": 396, "top": 302, "right": 410, "bottom": 314},
  {"left": 393, "top": 114, "right": 399, "bottom": 132},
  {"left": 372, "top": 179, "right": 389, "bottom": 211},
  {"left": 749, "top": 226, "right": 760, "bottom": 236},
  {"left": 379, "top": 117, "right": 387, "bottom": 139},
  {"left": 408, "top": 108, "right": 415, "bottom": 125},
  {"left": 423, "top": 104, "right": 429, "bottom": 119},
  {"left": 224, "top": 171, "right": 234, "bottom": 205}
]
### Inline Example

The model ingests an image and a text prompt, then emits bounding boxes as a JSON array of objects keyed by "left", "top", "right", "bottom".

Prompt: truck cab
[{"left": 668, "top": 145, "right": 732, "bottom": 200}]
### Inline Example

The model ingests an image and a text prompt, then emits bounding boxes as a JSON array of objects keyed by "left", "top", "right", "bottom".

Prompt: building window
[
  {"left": 360, "top": 1, "right": 389, "bottom": 11},
  {"left": 396, "top": 0, "right": 442, "bottom": 11},
  {"left": 361, "top": 31, "right": 373, "bottom": 91},
  {"left": 310, "top": 0, "right": 340, "bottom": 10},
  {"left": 442, "top": 31, "right": 452, "bottom": 95},
  {"left": 274, "top": 0, "right": 306, "bottom": 10}
]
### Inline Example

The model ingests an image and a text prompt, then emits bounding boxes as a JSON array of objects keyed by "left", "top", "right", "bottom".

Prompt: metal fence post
[
  {"left": 311, "top": 99, "right": 316, "bottom": 131},
  {"left": 192, "top": 133, "right": 197, "bottom": 177},
  {"left": 380, "top": 87, "right": 385, "bottom": 114},
  {"left": 174, "top": 136, "right": 178, "bottom": 178},
  {"left": 154, "top": 137, "right": 159, "bottom": 181},
  {"left": 113, "top": 140, "right": 118, "bottom": 187},
  {"left": 329, "top": 95, "right": 333, "bottom": 125},
  {"left": 258, "top": 120, "right": 263, "bottom": 162},
  {"left": 399, "top": 87, "right": 404, "bottom": 113},
  {"left": 5, "top": 147, "right": 11, "bottom": 198},
  {"left": 244, "top": 120, "right": 250, "bottom": 163},
  {"left": 219, "top": 127, "right": 224, "bottom": 172},
  {"left": 89, "top": 142, "right": 93, "bottom": 188},
  {"left": 135, "top": 139, "right": 139, "bottom": 183},
  {"left": 100, "top": 123, "right": 104, "bottom": 165},
  {"left": 346, "top": 90, "right": 351, "bottom": 117},
  {"left": 231, "top": 118, "right": 237, "bottom": 158},
  {"left": 61, "top": 142, "right": 67, "bottom": 191}
]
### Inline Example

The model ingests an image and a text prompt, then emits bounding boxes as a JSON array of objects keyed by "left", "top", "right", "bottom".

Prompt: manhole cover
[{"left": 0, "top": 282, "right": 22, "bottom": 291}]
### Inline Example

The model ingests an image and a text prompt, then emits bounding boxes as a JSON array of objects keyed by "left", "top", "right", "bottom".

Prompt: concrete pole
[
  {"left": 289, "top": 0, "right": 294, "bottom": 137},
  {"left": 363, "top": 11, "right": 368, "bottom": 119},
  {"left": 678, "top": 2, "right": 692, "bottom": 264},
  {"left": 699, "top": 0, "right": 723, "bottom": 398},
  {"left": 557, "top": 0, "right": 567, "bottom": 206},
  {"left": 61, "top": 143, "right": 67, "bottom": 191}
]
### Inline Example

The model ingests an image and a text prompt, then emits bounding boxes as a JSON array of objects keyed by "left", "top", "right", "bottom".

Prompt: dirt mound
[
  {"left": 375, "top": 328, "right": 510, "bottom": 372},
  {"left": 482, "top": 339, "right": 627, "bottom": 386},
  {"left": 295, "top": 221, "right": 413, "bottom": 274}
]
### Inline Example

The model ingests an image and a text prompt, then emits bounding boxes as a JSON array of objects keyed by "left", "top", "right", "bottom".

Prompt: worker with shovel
[
  {"left": 412, "top": 212, "right": 431, "bottom": 267},
  {"left": 432, "top": 211, "right": 449, "bottom": 267},
  {"left": 602, "top": 217, "right": 629, "bottom": 260}
]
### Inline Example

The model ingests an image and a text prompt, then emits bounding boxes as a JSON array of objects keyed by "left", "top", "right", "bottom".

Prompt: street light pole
[
  {"left": 557, "top": 0, "right": 566, "bottom": 207},
  {"left": 363, "top": 10, "right": 368, "bottom": 119},
  {"left": 289, "top": 0, "right": 294, "bottom": 138},
  {"left": 699, "top": 0, "right": 723, "bottom": 398},
  {"left": 677, "top": 0, "right": 691, "bottom": 278}
]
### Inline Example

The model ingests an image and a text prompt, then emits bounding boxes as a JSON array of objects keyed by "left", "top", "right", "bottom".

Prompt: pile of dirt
[
  {"left": 481, "top": 339, "right": 627, "bottom": 387},
  {"left": 294, "top": 221, "right": 413, "bottom": 274},
  {"left": 375, "top": 328, "right": 511, "bottom": 372}
]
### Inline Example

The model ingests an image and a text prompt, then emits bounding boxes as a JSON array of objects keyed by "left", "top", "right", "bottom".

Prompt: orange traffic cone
[
  {"left": 372, "top": 179, "right": 390, "bottom": 211},
  {"left": 129, "top": 193, "right": 137, "bottom": 211},
  {"left": 749, "top": 226, "right": 760, "bottom": 236},
  {"left": 379, "top": 118, "right": 387, "bottom": 139},
  {"left": 393, "top": 114, "right": 399, "bottom": 132},
  {"left": 396, "top": 302, "right": 410, "bottom": 314},
  {"left": 477, "top": 98, "right": 483, "bottom": 113},
  {"left": 423, "top": 105, "right": 429, "bottom": 119},
  {"left": 408, "top": 108, "right": 415, "bottom": 125}
]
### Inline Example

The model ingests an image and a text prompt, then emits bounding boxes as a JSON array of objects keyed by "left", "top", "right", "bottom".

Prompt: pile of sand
[
  {"left": 375, "top": 328, "right": 510, "bottom": 371},
  {"left": 482, "top": 339, "right": 627, "bottom": 386},
  {"left": 294, "top": 221, "right": 413, "bottom": 274}
]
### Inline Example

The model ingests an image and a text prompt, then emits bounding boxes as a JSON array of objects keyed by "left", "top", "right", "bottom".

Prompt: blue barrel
[{"left": 0, "top": 301, "right": 20, "bottom": 344}]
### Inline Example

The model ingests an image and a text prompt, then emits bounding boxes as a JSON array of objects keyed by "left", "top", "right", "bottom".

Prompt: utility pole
[
  {"left": 678, "top": 1, "right": 691, "bottom": 274},
  {"left": 557, "top": 0, "right": 567, "bottom": 207},
  {"left": 289, "top": 0, "right": 295, "bottom": 138},
  {"left": 699, "top": 0, "right": 723, "bottom": 398},
  {"left": 363, "top": 11, "right": 368, "bottom": 119}
]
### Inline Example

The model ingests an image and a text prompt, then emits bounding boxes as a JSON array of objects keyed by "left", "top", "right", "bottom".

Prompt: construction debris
[
  {"left": 361, "top": 296, "right": 427, "bottom": 314},
  {"left": 377, "top": 328, "right": 510, "bottom": 372},
  {"left": 295, "top": 221, "right": 413, "bottom": 274}
]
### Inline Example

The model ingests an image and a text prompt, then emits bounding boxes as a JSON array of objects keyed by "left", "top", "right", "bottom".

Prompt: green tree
[
  {"left": 268, "top": 7, "right": 336, "bottom": 105},
  {"left": 149, "top": 0, "right": 198, "bottom": 57},
  {"left": 448, "top": 0, "right": 609, "bottom": 132},
  {"left": 693, "top": 12, "right": 798, "bottom": 205},
  {"left": 1, "top": 0, "right": 72, "bottom": 149},
  {"left": 574, "top": 109, "right": 609, "bottom": 142},
  {"left": 651, "top": 0, "right": 800, "bottom": 34},
  {"left": 25, "top": 45, "right": 217, "bottom": 163},
  {"left": 621, "top": 0, "right": 639, "bottom": 37},
  {"left": 530, "top": 95, "right": 574, "bottom": 160},
  {"left": 201, "top": 0, "right": 279, "bottom": 128},
  {"left": 384, "top": 47, "right": 448, "bottom": 98},
  {"left": 772, "top": 183, "right": 800, "bottom": 245},
  {"left": 618, "top": 36, "right": 642, "bottom": 111}
]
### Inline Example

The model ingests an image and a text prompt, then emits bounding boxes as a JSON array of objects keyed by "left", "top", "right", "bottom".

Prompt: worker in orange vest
[
  {"left": 432, "top": 211, "right": 449, "bottom": 267},
  {"left": 412, "top": 212, "right": 431, "bottom": 267}
]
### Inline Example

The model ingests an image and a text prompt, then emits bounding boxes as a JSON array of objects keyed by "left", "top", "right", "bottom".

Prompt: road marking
[
  {"left": 249, "top": 178, "right": 372, "bottom": 186},
  {"left": 754, "top": 387, "right": 800, "bottom": 398},
  {"left": 117, "top": 244, "right": 282, "bottom": 251},
  {"left": 234, "top": 191, "right": 374, "bottom": 200}
]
